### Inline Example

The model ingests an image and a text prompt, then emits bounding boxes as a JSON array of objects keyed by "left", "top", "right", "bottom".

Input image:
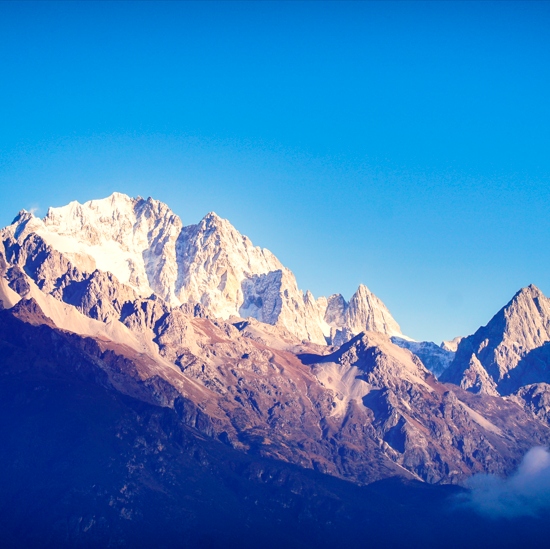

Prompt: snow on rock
[
  {"left": 1, "top": 192, "right": 404, "bottom": 345},
  {"left": 391, "top": 337, "right": 455, "bottom": 377},
  {"left": 40, "top": 193, "right": 182, "bottom": 302},
  {"left": 441, "top": 336, "right": 463, "bottom": 353}
]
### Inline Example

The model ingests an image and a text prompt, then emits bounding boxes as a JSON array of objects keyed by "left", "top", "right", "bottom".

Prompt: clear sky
[{"left": 1, "top": 1, "right": 549, "bottom": 343}]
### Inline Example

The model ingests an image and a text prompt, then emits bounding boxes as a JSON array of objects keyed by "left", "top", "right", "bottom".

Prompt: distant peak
[
  {"left": 11, "top": 209, "right": 35, "bottom": 225},
  {"left": 354, "top": 284, "right": 371, "bottom": 296},
  {"left": 201, "top": 212, "right": 226, "bottom": 228},
  {"left": 513, "top": 284, "right": 543, "bottom": 301},
  {"left": 109, "top": 191, "right": 129, "bottom": 199}
]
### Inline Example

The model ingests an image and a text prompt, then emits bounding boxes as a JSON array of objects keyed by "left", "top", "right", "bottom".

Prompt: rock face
[
  {"left": 441, "top": 285, "right": 550, "bottom": 396},
  {"left": 175, "top": 212, "right": 282, "bottom": 313},
  {"left": 343, "top": 284, "right": 402, "bottom": 337},
  {"left": 3, "top": 192, "right": 550, "bottom": 492},
  {"left": 509, "top": 383, "right": 550, "bottom": 427},
  {"left": 2, "top": 296, "right": 548, "bottom": 488},
  {"left": 4, "top": 305, "right": 549, "bottom": 549},
  {"left": 1, "top": 193, "right": 402, "bottom": 344},
  {"left": 391, "top": 338, "right": 455, "bottom": 377}
]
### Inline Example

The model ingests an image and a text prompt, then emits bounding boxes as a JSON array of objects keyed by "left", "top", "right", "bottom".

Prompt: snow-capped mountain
[
  {"left": 1, "top": 192, "right": 402, "bottom": 345},
  {"left": 391, "top": 337, "right": 455, "bottom": 377},
  {"left": 2, "top": 191, "right": 550, "bottom": 494}
]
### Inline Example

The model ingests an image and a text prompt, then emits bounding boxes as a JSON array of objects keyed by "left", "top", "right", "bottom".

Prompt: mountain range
[{"left": 2, "top": 192, "right": 550, "bottom": 547}]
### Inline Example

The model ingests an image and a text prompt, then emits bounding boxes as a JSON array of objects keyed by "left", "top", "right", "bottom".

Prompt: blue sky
[{"left": 1, "top": 1, "right": 549, "bottom": 342}]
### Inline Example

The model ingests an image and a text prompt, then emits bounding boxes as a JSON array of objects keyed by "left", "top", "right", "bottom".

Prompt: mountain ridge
[
  {"left": 2, "top": 192, "right": 550, "bottom": 490},
  {"left": 441, "top": 283, "right": 550, "bottom": 394},
  {"left": 2, "top": 192, "right": 403, "bottom": 345}
]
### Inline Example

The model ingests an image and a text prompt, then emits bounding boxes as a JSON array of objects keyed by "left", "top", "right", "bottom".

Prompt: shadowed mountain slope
[{"left": 1, "top": 303, "right": 549, "bottom": 549}]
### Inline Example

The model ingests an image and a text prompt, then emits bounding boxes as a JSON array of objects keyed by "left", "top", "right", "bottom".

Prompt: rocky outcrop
[
  {"left": 509, "top": 383, "right": 550, "bottom": 427},
  {"left": 57, "top": 269, "right": 139, "bottom": 323},
  {"left": 120, "top": 295, "right": 171, "bottom": 333},
  {"left": 323, "top": 294, "right": 347, "bottom": 326},
  {"left": 343, "top": 284, "right": 402, "bottom": 337},
  {"left": 457, "top": 354, "right": 500, "bottom": 396},
  {"left": 441, "top": 285, "right": 550, "bottom": 395},
  {"left": 1, "top": 263, "right": 550, "bottom": 488},
  {"left": 391, "top": 338, "right": 455, "bottom": 377},
  {"left": 2, "top": 232, "right": 83, "bottom": 294}
]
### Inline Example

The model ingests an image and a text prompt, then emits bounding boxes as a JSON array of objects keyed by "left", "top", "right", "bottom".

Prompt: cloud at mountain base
[{"left": 459, "top": 446, "right": 550, "bottom": 518}]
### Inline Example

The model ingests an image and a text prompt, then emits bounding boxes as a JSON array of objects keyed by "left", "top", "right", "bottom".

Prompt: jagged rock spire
[{"left": 441, "top": 284, "right": 550, "bottom": 395}]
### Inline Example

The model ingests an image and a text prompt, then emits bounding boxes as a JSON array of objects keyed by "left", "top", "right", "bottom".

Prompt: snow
[
  {"left": 43, "top": 193, "right": 136, "bottom": 241},
  {"left": 3, "top": 191, "right": 408, "bottom": 347},
  {"left": 441, "top": 336, "right": 463, "bottom": 352},
  {"left": 319, "top": 319, "right": 332, "bottom": 338},
  {"left": 36, "top": 229, "right": 137, "bottom": 288}
]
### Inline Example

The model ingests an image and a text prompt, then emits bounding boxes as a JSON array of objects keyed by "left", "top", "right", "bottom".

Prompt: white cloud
[{"left": 460, "top": 447, "right": 550, "bottom": 518}]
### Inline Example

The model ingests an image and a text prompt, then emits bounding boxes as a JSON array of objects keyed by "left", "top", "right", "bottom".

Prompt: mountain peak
[
  {"left": 442, "top": 284, "right": 550, "bottom": 393},
  {"left": 511, "top": 284, "right": 543, "bottom": 302},
  {"left": 356, "top": 283, "right": 371, "bottom": 295},
  {"left": 344, "top": 284, "right": 401, "bottom": 337},
  {"left": 2, "top": 192, "right": 404, "bottom": 345},
  {"left": 201, "top": 211, "right": 224, "bottom": 225},
  {"left": 109, "top": 191, "right": 131, "bottom": 200},
  {"left": 11, "top": 209, "right": 33, "bottom": 225},
  {"left": 493, "top": 284, "right": 550, "bottom": 335}
]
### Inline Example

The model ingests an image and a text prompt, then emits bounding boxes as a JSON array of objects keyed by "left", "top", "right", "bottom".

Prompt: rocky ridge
[
  {"left": 439, "top": 284, "right": 550, "bottom": 426},
  {"left": 1, "top": 193, "right": 403, "bottom": 345},
  {"left": 441, "top": 285, "right": 550, "bottom": 394},
  {"left": 2, "top": 193, "right": 550, "bottom": 488},
  {"left": 1, "top": 256, "right": 548, "bottom": 486}
]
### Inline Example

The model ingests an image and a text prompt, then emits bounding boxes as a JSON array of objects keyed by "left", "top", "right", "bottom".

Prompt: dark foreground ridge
[{"left": 0, "top": 306, "right": 549, "bottom": 549}]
